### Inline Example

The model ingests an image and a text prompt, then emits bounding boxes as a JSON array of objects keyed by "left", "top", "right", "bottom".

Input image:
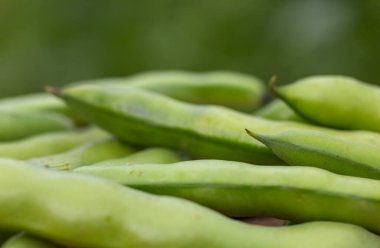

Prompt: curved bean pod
[
  {"left": 1, "top": 159, "right": 379, "bottom": 248},
  {"left": 75, "top": 70, "right": 266, "bottom": 112},
  {"left": 59, "top": 84, "right": 380, "bottom": 165},
  {"left": 0, "top": 110, "right": 73, "bottom": 142},
  {"left": 90, "top": 147, "right": 182, "bottom": 167},
  {"left": 0, "top": 93, "right": 85, "bottom": 126},
  {"left": 29, "top": 138, "right": 136, "bottom": 170},
  {"left": 247, "top": 129, "right": 380, "bottom": 179},
  {"left": 0, "top": 93, "right": 65, "bottom": 113},
  {"left": 57, "top": 84, "right": 301, "bottom": 164},
  {"left": 75, "top": 159, "right": 380, "bottom": 234},
  {"left": 254, "top": 99, "right": 306, "bottom": 122},
  {"left": 2, "top": 232, "right": 60, "bottom": 248},
  {"left": 273, "top": 75, "right": 380, "bottom": 131},
  {"left": 0, "top": 127, "right": 108, "bottom": 160}
]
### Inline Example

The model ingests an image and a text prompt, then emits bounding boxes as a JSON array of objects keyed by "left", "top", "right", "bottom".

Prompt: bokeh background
[{"left": 0, "top": 0, "right": 379, "bottom": 97}]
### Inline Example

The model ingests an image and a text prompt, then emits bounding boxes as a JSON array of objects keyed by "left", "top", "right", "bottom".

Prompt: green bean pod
[
  {"left": 0, "top": 127, "right": 108, "bottom": 160},
  {"left": 28, "top": 138, "right": 136, "bottom": 170},
  {"left": 1, "top": 159, "right": 379, "bottom": 248},
  {"left": 0, "top": 93, "right": 85, "bottom": 126},
  {"left": 273, "top": 75, "right": 380, "bottom": 131},
  {"left": 90, "top": 147, "right": 182, "bottom": 167},
  {"left": 0, "top": 110, "right": 73, "bottom": 142},
  {"left": 76, "top": 70, "right": 266, "bottom": 112},
  {"left": 0, "top": 93, "right": 65, "bottom": 114},
  {"left": 247, "top": 129, "right": 380, "bottom": 179},
  {"left": 254, "top": 99, "right": 306, "bottom": 122},
  {"left": 75, "top": 159, "right": 380, "bottom": 234},
  {"left": 58, "top": 84, "right": 302, "bottom": 164},
  {"left": 2, "top": 232, "right": 60, "bottom": 248}
]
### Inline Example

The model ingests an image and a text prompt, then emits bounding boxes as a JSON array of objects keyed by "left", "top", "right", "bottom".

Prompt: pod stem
[
  {"left": 245, "top": 128, "right": 257, "bottom": 139},
  {"left": 245, "top": 128, "right": 267, "bottom": 145},
  {"left": 46, "top": 86, "right": 62, "bottom": 97},
  {"left": 268, "top": 75, "right": 279, "bottom": 97}
]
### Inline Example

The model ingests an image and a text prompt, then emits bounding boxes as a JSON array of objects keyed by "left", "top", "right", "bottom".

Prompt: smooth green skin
[
  {"left": 0, "top": 94, "right": 65, "bottom": 114},
  {"left": 130, "top": 70, "right": 266, "bottom": 112},
  {"left": 75, "top": 70, "right": 266, "bottom": 112},
  {"left": 28, "top": 138, "right": 136, "bottom": 170},
  {"left": 60, "top": 84, "right": 380, "bottom": 165},
  {"left": 0, "top": 110, "right": 73, "bottom": 142},
  {"left": 275, "top": 75, "right": 380, "bottom": 131},
  {"left": 0, "top": 127, "right": 108, "bottom": 160},
  {"left": 2, "top": 233, "right": 60, "bottom": 248},
  {"left": 75, "top": 159, "right": 380, "bottom": 234},
  {"left": 0, "top": 93, "right": 84, "bottom": 126},
  {"left": 91, "top": 147, "right": 182, "bottom": 167},
  {"left": 59, "top": 85, "right": 296, "bottom": 165},
  {"left": 254, "top": 99, "right": 306, "bottom": 122},
  {"left": 249, "top": 129, "right": 380, "bottom": 180},
  {"left": 1, "top": 159, "right": 379, "bottom": 248}
]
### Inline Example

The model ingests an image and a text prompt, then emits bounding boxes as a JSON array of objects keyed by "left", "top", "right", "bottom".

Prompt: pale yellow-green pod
[
  {"left": 1, "top": 159, "right": 379, "bottom": 248},
  {"left": 0, "top": 93, "right": 85, "bottom": 125},
  {"left": 254, "top": 99, "right": 306, "bottom": 122},
  {"left": 247, "top": 129, "right": 380, "bottom": 179},
  {"left": 2, "top": 232, "right": 60, "bottom": 248},
  {"left": 59, "top": 84, "right": 380, "bottom": 165},
  {"left": 0, "top": 127, "right": 108, "bottom": 160},
  {"left": 273, "top": 75, "right": 380, "bottom": 131},
  {"left": 71, "top": 70, "right": 266, "bottom": 112},
  {"left": 0, "top": 110, "right": 73, "bottom": 142},
  {"left": 28, "top": 138, "right": 136, "bottom": 170},
  {"left": 90, "top": 147, "right": 183, "bottom": 167}
]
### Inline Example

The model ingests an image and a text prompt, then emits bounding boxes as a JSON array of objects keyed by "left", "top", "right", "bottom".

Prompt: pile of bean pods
[{"left": 0, "top": 71, "right": 379, "bottom": 248}]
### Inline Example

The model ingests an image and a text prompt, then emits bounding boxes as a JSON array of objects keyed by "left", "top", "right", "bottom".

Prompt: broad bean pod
[
  {"left": 0, "top": 127, "right": 108, "bottom": 160},
  {"left": 90, "top": 147, "right": 182, "bottom": 167},
  {"left": 1, "top": 159, "right": 379, "bottom": 248},
  {"left": 75, "top": 70, "right": 266, "bottom": 112},
  {"left": 254, "top": 99, "right": 305, "bottom": 122},
  {"left": 248, "top": 129, "right": 380, "bottom": 179},
  {"left": 2, "top": 232, "right": 60, "bottom": 248},
  {"left": 0, "top": 93, "right": 65, "bottom": 114},
  {"left": 0, "top": 110, "right": 73, "bottom": 142},
  {"left": 29, "top": 138, "right": 136, "bottom": 170},
  {"left": 0, "top": 93, "right": 85, "bottom": 126},
  {"left": 58, "top": 84, "right": 380, "bottom": 165},
  {"left": 75, "top": 159, "right": 380, "bottom": 234},
  {"left": 273, "top": 75, "right": 380, "bottom": 131}
]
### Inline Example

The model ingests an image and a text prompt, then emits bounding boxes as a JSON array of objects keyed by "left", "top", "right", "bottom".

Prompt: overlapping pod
[
  {"left": 58, "top": 84, "right": 310, "bottom": 164},
  {"left": 247, "top": 129, "right": 380, "bottom": 179},
  {"left": 2, "top": 233, "right": 60, "bottom": 248},
  {"left": 273, "top": 75, "right": 380, "bottom": 131},
  {"left": 0, "top": 93, "right": 85, "bottom": 125},
  {"left": 254, "top": 99, "right": 305, "bottom": 122},
  {"left": 59, "top": 84, "right": 380, "bottom": 165},
  {"left": 76, "top": 70, "right": 266, "bottom": 112},
  {"left": 75, "top": 159, "right": 380, "bottom": 234},
  {"left": 28, "top": 138, "right": 136, "bottom": 170},
  {"left": 0, "top": 111, "right": 73, "bottom": 141},
  {"left": 0, "top": 127, "right": 108, "bottom": 160},
  {"left": 1, "top": 159, "right": 379, "bottom": 248},
  {"left": 90, "top": 147, "right": 182, "bottom": 167}
]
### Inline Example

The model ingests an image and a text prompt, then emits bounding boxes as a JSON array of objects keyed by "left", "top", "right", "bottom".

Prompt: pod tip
[
  {"left": 46, "top": 86, "right": 62, "bottom": 97},
  {"left": 268, "top": 75, "right": 278, "bottom": 93},
  {"left": 245, "top": 128, "right": 257, "bottom": 139}
]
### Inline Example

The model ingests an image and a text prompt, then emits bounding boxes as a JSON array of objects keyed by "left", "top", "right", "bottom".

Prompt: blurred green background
[{"left": 0, "top": 0, "right": 379, "bottom": 97}]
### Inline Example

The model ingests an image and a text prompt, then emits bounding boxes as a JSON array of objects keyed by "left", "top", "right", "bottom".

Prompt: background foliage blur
[{"left": 0, "top": 0, "right": 379, "bottom": 97}]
